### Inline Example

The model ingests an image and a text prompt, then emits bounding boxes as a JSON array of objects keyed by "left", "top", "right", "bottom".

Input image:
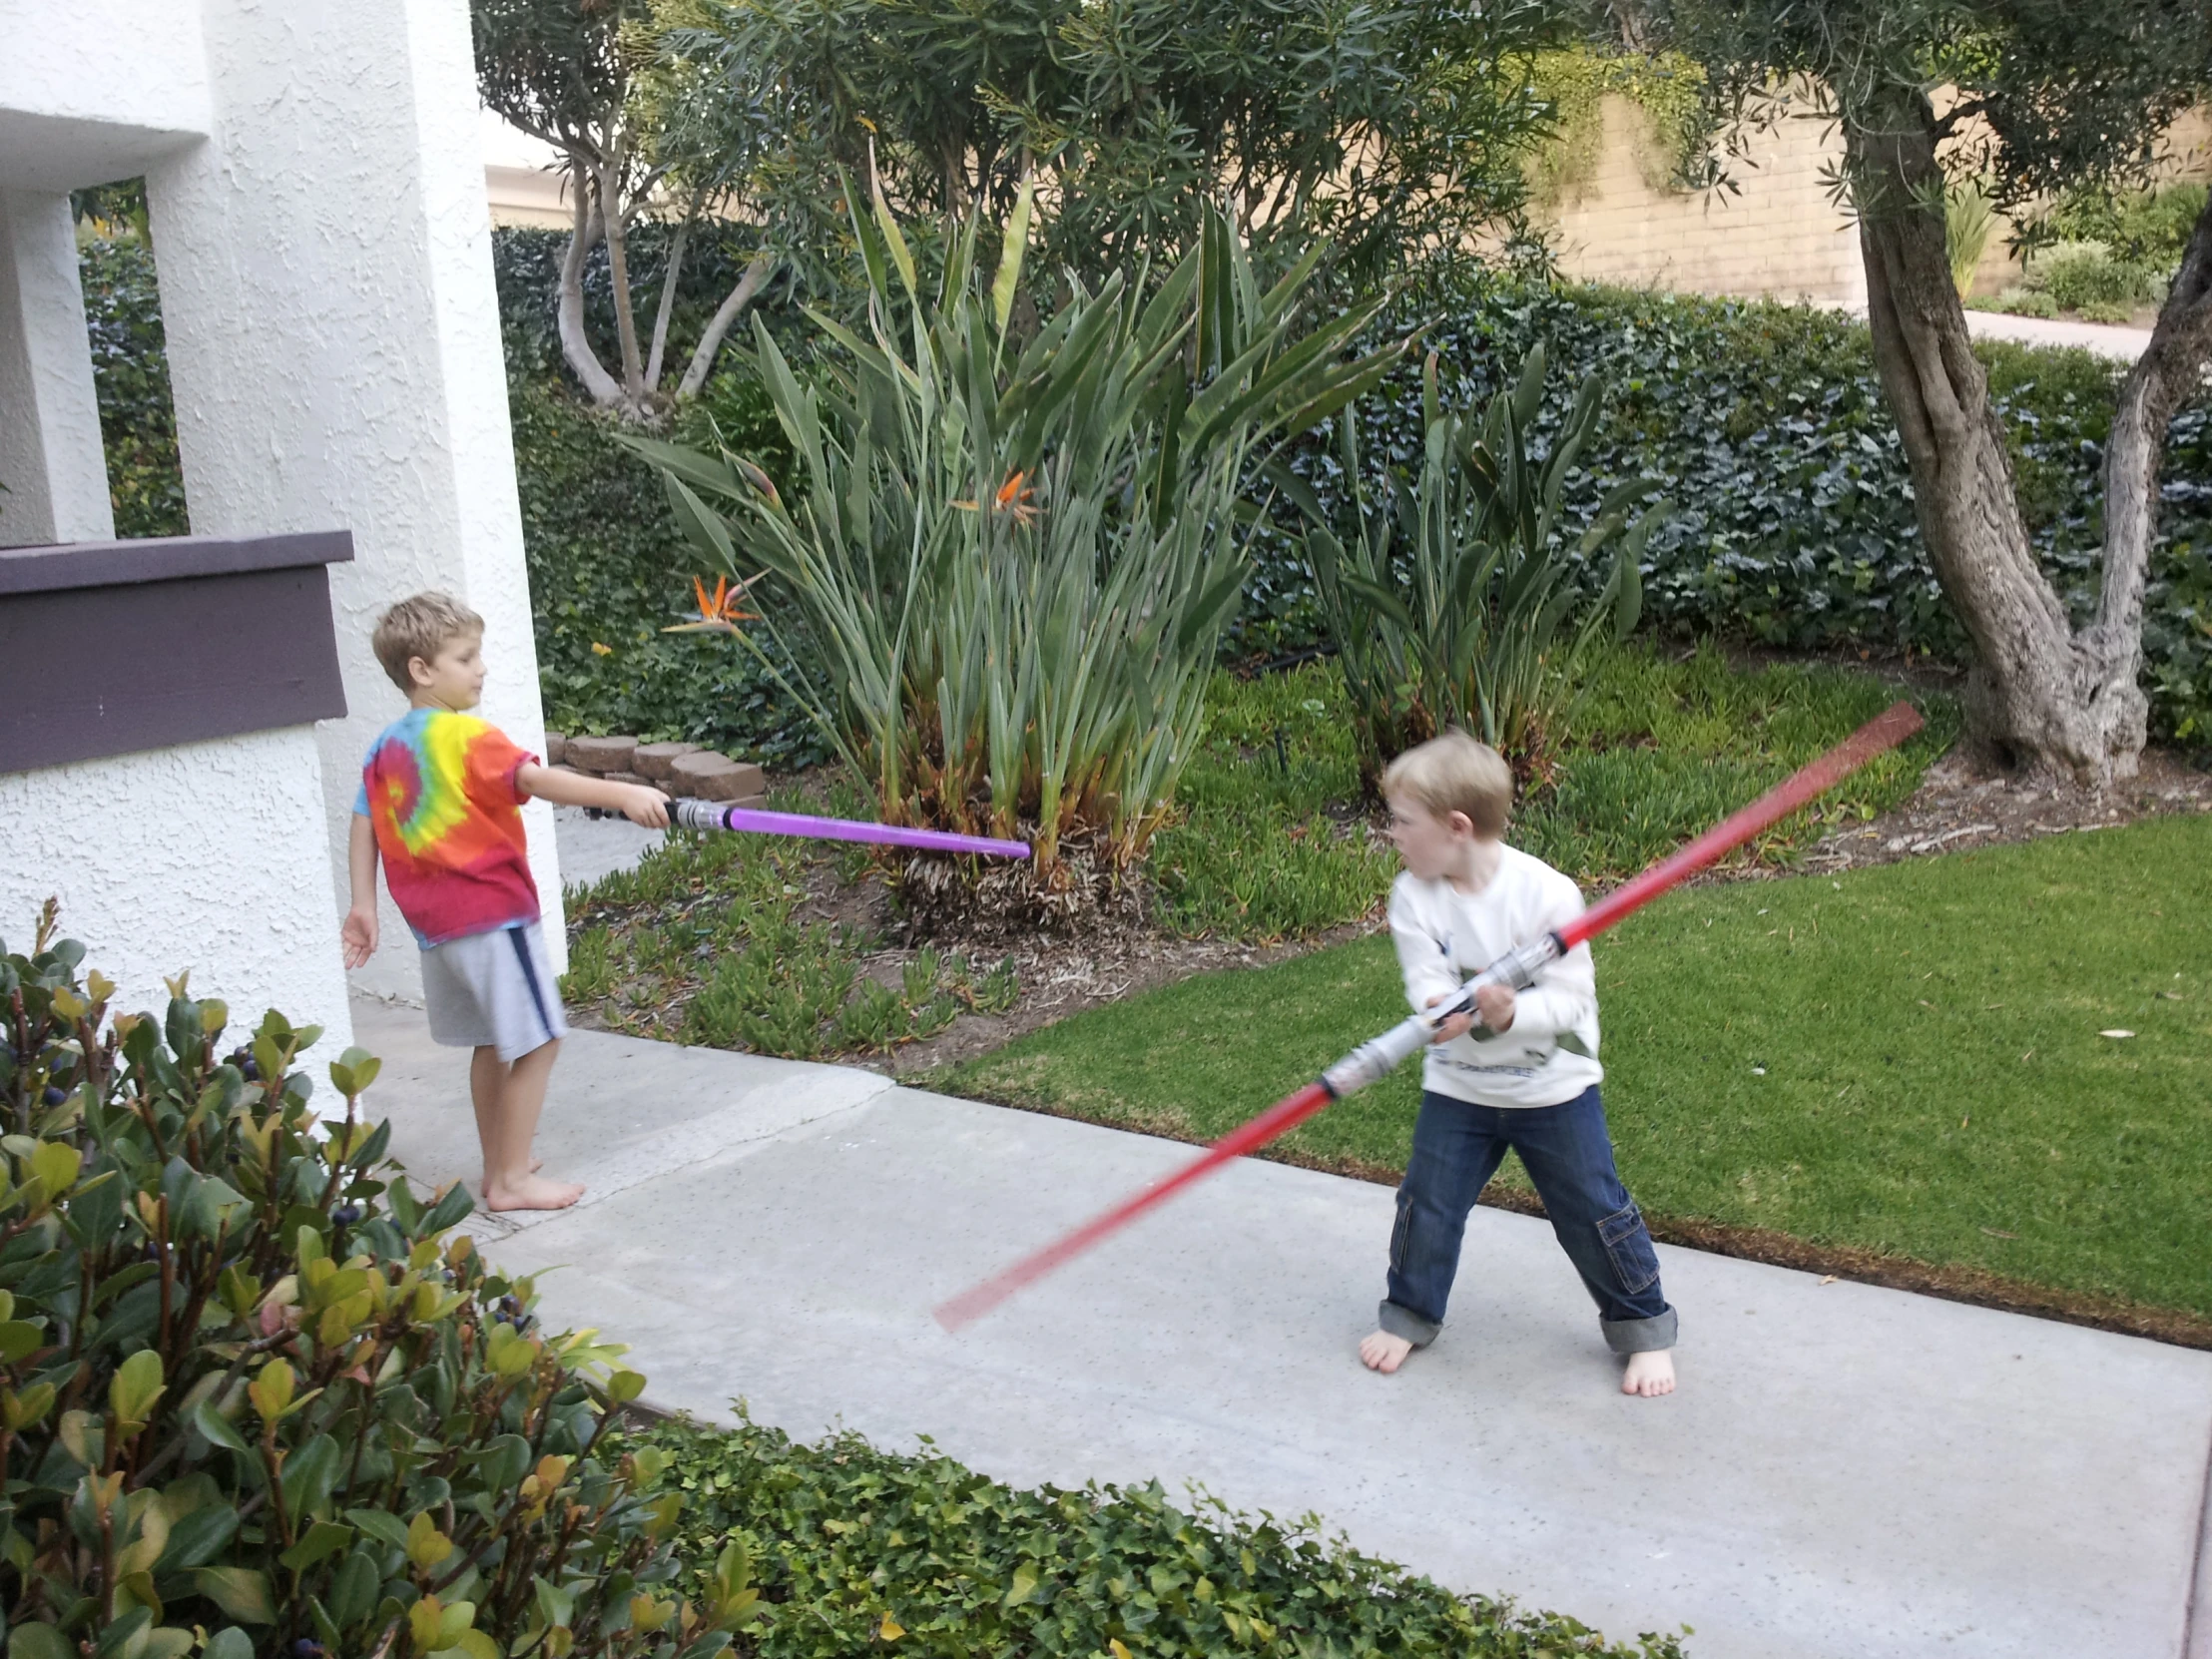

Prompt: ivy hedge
[
  {"left": 1261, "top": 265, "right": 2212, "bottom": 735},
  {"left": 642, "top": 1413, "right": 1687, "bottom": 1659},
  {"left": 77, "top": 240, "right": 188, "bottom": 540},
  {"left": 74, "top": 234, "right": 2212, "bottom": 751}
]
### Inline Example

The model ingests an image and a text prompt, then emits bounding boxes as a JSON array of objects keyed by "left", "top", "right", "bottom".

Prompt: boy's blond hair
[
  {"left": 1382, "top": 730, "right": 1512, "bottom": 838},
  {"left": 371, "top": 592, "right": 483, "bottom": 691}
]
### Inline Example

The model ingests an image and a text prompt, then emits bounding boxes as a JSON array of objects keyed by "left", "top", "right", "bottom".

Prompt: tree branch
[
  {"left": 2088, "top": 188, "right": 2212, "bottom": 673},
  {"left": 646, "top": 196, "right": 702, "bottom": 394},
  {"left": 557, "top": 177, "right": 625, "bottom": 408},
  {"left": 678, "top": 251, "right": 779, "bottom": 400},
  {"left": 596, "top": 136, "right": 649, "bottom": 405}
]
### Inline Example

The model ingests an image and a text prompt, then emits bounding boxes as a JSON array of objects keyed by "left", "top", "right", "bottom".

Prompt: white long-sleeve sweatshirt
[{"left": 1387, "top": 844, "right": 1603, "bottom": 1108}]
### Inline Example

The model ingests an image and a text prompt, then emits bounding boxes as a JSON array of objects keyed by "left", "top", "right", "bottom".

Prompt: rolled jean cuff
[
  {"left": 1601, "top": 1306, "right": 1678, "bottom": 1355},
  {"left": 1378, "top": 1300, "right": 1441, "bottom": 1348}
]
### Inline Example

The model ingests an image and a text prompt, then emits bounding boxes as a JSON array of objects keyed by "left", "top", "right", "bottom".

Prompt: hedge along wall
[
  {"left": 1257, "top": 268, "right": 2212, "bottom": 739},
  {"left": 77, "top": 236, "right": 2212, "bottom": 752}
]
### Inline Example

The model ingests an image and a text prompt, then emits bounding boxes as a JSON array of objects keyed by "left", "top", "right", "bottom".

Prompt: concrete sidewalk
[{"left": 353, "top": 997, "right": 2212, "bottom": 1659}]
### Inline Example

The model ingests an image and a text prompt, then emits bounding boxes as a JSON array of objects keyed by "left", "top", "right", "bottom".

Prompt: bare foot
[
  {"left": 1622, "top": 1349, "right": 1676, "bottom": 1396},
  {"left": 483, "top": 1174, "right": 586, "bottom": 1212},
  {"left": 1359, "top": 1330, "right": 1415, "bottom": 1374}
]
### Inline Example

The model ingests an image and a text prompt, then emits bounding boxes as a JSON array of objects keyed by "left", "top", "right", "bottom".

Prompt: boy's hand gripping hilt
[{"left": 1318, "top": 931, "right": 1566, "bottom": 1099}]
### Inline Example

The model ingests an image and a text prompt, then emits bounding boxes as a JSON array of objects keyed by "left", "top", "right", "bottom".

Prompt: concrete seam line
[
  {"left": 493, "top": 1073, "right": 898, "bottom": 1231},
  {"left": 2186, "top": 1416, "right": 2212, "bottom": 1659}
]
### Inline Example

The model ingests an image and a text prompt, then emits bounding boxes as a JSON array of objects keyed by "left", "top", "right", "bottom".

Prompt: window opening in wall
[{"left": 72, "top": 179, "right": 190, "bottom": 539}]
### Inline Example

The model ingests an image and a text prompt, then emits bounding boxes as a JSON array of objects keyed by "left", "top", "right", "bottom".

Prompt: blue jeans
[{"left": 1380, "top": 1086, "right": 1678, "bottom": 1355}]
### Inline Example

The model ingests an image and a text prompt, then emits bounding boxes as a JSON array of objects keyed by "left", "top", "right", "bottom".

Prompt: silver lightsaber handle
[
  {"left": 672, "top": 799, "right": 730, "bottom": 831},
  {"left": 1318, "top": 930, "right": 1565, "bottom": 1098}
]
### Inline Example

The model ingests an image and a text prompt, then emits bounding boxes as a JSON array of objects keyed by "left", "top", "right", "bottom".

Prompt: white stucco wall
[
  {"left": 0, "top": 190, "right": 115, "bottom": 546},
  {"left": 0, "top": 0, "right": 210, "bottom": 192},
  {"left": 144, "top": 0, "right": 562, "bottom": 1004},
  {"left": 0, "top": 727, "right": 353, "bottom": 1051}
]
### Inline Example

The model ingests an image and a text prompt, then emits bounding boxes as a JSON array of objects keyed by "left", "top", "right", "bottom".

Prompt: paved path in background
[
  {"left": 1960, "top": 308, "right": 2154, "bottom": 361},
  {"left": 551, "top": 805, "right": 664, "bottom": 891},
  {"left": 352, "top": 995, "right": 2212, "bottom": 1659}
]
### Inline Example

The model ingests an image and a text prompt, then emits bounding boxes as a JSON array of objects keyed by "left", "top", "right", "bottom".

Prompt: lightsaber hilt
[
  {"left": 1318, "top": 930, "right": 1566, "bottom": 1099},
  {"left": 670, "top": 799, "right": 1031, "bottom": 859}
]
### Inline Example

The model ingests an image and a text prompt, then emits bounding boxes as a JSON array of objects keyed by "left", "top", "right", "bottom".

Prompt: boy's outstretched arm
[
  {"left": 342, "top": 815, "right": 380, "bottom": 968},
  {"left": 516, "top": 762, "right": 671, "bottom": 829}
]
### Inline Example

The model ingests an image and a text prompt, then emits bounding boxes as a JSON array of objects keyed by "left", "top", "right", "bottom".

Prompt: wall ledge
[
  {"left": 0, "top": 529, "right": 353, "bottom": 595},
  {"left": 0, "top": 531, "right": 353, "bottom": 774}
]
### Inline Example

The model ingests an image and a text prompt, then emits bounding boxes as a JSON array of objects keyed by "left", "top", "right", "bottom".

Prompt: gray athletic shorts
[{"left": 421, "top": 921, "right": 569, "bottom": 1061}]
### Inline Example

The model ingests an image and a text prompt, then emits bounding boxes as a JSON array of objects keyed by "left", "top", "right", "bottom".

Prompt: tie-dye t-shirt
[{"left": 354, "top": 708, "right": 540, "bottom": 947}]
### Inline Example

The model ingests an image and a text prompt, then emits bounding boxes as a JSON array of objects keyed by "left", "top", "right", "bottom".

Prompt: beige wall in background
[
  {"left": 1540, "top": 96, "right": 2212, "bottom": 309},
  {"left": 1540, "top": 96, "right": 1866, "bottom": 306}
]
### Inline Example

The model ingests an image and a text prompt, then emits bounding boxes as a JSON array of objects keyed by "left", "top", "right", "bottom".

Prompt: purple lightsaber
[{"left": 671, "top": 798, "right": 1030, "bottom": 858}]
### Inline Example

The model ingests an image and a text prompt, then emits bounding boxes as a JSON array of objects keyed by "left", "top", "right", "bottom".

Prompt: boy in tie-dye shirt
[{"left": 342, "top": 593, "right": 669, "bottom": 1212}]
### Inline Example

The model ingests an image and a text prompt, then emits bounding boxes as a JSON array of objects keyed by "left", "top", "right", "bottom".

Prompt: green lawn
[
  {"left": 944, "top": 811, "right": 2212, "bottom": 1321},
  {"left": 1152, "top": 643, "right": 1956, "bottom": 940}
]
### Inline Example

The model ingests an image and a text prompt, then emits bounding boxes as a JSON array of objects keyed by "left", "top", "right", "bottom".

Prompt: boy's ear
[
  {"left": 406, "top": 654, "right": 435, "bottom": 689},
  {"left": 1447, "top": 810, "right": 1475, "bottom": 839}
]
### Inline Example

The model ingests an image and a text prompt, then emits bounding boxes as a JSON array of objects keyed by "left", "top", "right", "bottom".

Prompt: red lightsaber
[{"left": 934, "top": 700, "right": 1924, "bottom": 1332}]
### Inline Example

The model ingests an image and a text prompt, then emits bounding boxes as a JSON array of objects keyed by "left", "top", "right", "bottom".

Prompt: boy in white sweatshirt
[{"left": 1359, "top": 731, "right": 1678, "bottom": 1396}]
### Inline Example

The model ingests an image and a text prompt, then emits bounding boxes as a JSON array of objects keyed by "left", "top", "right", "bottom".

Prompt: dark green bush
[
  {"left": 0, "top": 908, "right": 757, "bottom": 1659},
  {"left": 75, "top": 239, "right": 188, "bottom": 540},
  {"left": 643, "top": 1413, "right": 1687, "bottom": 1658},
  {"left": 509, "top": 377, "right": 826, "bottom": 768},
  {"left": 1258, "top": 267, "right": 2212, "bottom": 737}
]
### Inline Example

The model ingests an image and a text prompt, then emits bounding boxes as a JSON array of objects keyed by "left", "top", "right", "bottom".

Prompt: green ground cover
[
  {"left": 562, "top": 781, "right": 1018, "bottom": 1058},
  {"left": 944, "top": 811, "right": 2212, "bottom": 1321},
  {"left": 638, "top": 1414, "right": 1687, "bottom": 1658}
]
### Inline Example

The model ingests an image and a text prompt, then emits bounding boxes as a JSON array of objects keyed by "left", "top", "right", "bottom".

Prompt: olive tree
[
  {"left": 472, "top": 0, "right": 781, "bottom": 421},
  {"left": 1663, "top": 0, "right": 2212, "bottom": 784}
]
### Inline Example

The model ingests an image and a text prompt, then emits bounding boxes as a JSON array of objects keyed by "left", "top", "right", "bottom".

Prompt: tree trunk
[
  {"left": 676, "top": 251, "right": 778, "bottom": 400},
  {"left": 556, "top": 175, "right": 626, "bottom": 409},
  {"left": 645, "top": 205, "right": 697, "bottom": 393},
  {"left": 1846, "top": 89, "right": 2197, "bottom": 787},
  {"left": 596, "top": 144, "right": 649, "bottom": 409},
  {"left": 2088, "top": 189, "right": 2212, "bottom": 745}
]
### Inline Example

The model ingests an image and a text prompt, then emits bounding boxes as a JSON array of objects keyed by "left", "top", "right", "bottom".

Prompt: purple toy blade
[{"left": 671, "top": 799, "right": 1029, "bottom": 858}]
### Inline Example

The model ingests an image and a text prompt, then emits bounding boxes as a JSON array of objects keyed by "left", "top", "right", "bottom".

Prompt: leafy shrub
[
  {"left": 1966, "top": 287, "right": 2060, "bottom": 319},
  {"left": 73, "top": 239, "right": 189, "bottom": 539},
  {"left": 643, "top": 1412, "right": 1687, "bottom": 1659},
  {"left": 0, "top": 909, "right": 756, "bottom": 1659},
  {"left": 2023, "top": 241, "right": 2159, "bottom": 313},
  {"left": 2046, "top": 181, "right": 2209, "bottom": 271},
  {"left": 630, "top": 193, "right": 1399, "bottom": 885},
  {"left": 1944, "top": 179, "right": 1999, "bottom": 296},
  {"left": 1282, "top": 347, "right": 1653, "bottom": 789}
]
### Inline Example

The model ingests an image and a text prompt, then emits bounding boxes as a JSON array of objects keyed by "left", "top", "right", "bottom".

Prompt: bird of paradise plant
[{"left": 623, "top": 174, "right": 1406, "bottom": 899}]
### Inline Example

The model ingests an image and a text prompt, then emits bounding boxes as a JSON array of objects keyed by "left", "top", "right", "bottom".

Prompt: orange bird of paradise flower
[
  {"left": 951, "top": 469, "right": 1040, "bottom": 526},
  {"left": 664, "top": 573, "right": 764, "bottom": 635}
]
